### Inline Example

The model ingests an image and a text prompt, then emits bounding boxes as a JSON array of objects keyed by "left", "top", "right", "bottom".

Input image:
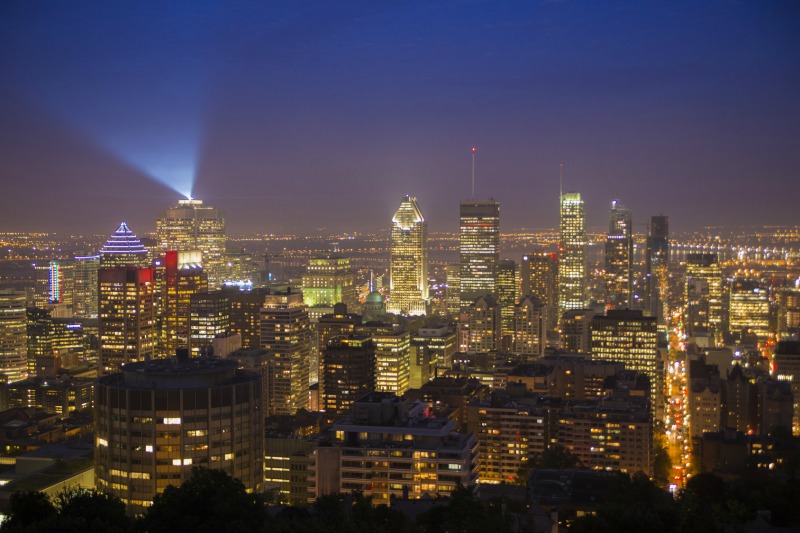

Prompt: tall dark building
[
  {"left": 645, "top": 215, "right": 669, "bottom": 324},
  {"left": 520, "top": 252, "right": 558, "bottom": 331},
  {"left": 321, "top": 335, "right": 375, "bottom": 415},
  {"left": 605, "top": 200, "right": 633, "bottom": 309}
]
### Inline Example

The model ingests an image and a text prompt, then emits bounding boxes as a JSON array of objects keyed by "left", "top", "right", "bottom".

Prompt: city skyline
[{"left": 1, "top": 2, "right": 798, "bottom": 235}]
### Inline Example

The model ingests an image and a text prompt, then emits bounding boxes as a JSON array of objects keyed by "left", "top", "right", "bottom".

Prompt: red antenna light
[{"left": 472, "top": 147, "right": 476, "bottom": 153}]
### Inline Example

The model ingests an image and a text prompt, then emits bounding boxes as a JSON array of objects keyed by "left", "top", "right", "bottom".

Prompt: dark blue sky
[{"left": 1, "top": 1, "right": 798, "bottom": 235}]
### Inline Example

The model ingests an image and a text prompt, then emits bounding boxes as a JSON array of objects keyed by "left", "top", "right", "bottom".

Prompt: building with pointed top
[
  {"left": 387, "top": 195, "right": 428, "bottom": 316},
  {"left": 99, "top": 222, "right": 149, "bottom": 268}
]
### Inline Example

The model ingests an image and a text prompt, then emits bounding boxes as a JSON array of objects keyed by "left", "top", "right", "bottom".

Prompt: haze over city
[{"left": 1, "top": 1, "right": 798, "bottom": 235}]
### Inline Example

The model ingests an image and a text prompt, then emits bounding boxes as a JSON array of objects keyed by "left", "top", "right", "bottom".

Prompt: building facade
[
  {"left": 388, "top": 196, "right": 428, "bottom": 316},
  {"left": 558, "top": 192, "right": 587, "bottom": 317},
  {"left": 459, "top": 200, "right": 500, "bottom": 310},
  {"left": 604, "top": 200, "right": 633, "bottom": 310}
]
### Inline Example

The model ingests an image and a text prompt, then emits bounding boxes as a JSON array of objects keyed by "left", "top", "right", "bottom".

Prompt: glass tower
[
  {"left": 459, "top": 199, "right": 500, "bottom": 310},
  {"left": 558, "top": 192, "right": 587, "bottom": 316},
  {"left": 605, "top": 200, "right": 633, "bottom": 309},
  {"left": 388, "top": 195, "right": 428, "bottom": 316}
]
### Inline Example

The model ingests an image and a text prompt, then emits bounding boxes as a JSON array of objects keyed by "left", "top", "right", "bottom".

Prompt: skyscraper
[
  {"left": 497, "top": 259, "right": 517, "bottom": 349},
  {"left": 686, "top": 253, "right": 723, "bottom": 343},
  {"left": 0, "top": 289, "right": 28, "bottom": 383},
  {"left": 157, "top": 199, "right": 226, "bottom": 289},
  {"left": 729, "top": 278, "right": 770, "bottom": 343},
  {"left": 388, "top": 195, "right": 428, "bottom": 316},
  {"left": 302, "top": 254, "right": 358, "bottom": 316},
  {"left": 604, "top": 200, "right": 633, "bottom": 309},
  {"left": 98, "top": 267, "right": 156, "bottom": 374},
  {"left": 73, "top": 255, "right": 100, "bottom": 318},
  {"left": 520, "top": 252, "right": 559, "bottom": 332},
  {"left": 160, "top": 251, "right": 208, "bottom": 357},
  {"left": 558, "top": 192, "right": 587, "bottom": 316},
  {"left": 99, "top": 222, "right": 149, "bottom": 268},
  {"left": 459, "top": 199, "right": 500, "bottom": 310},
  {"left": 645, "top": 215, "right": 669, "bottom": 325}
]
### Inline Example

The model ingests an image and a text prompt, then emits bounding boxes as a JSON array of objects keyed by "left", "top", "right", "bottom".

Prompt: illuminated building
[
  {"left": 520, "top": 252, "right": 558, "bottom": 331},
  {"left": 0, "top": 289, "right": 29, "bottom": 383},
  {"left": 560, "top": 309, "right": 594, "bottom": 353},
  {"left": 0, "top": 376, "right": 93, "bottom": 416},
  {"left": 225, "top": 287, "right": 269, "bottom": 349},
  {"left": 260, "top": 290, "right": 310, "bottom": 415},
  {"left": 367, "top": 325, "right": 411, "bottom": 395},
  {"left": 773, "top": 341, "right": 800, "bottom": 435},
  {"left": 32, "top": 263, "right": 50, "bottom": 308},
  {"left": 73, "top": 255, "right": 100, "bottom": 318},
  {"left": 411, "top": 326, "right": 457, "bottom": 386},
  {"left": 321, "top": 335, "right": 375, "bottom": 414},
  {"left": 98, "top": 267, "right": 156, "bottom": 374},
  {"left": 513, "top": 295, "right": 545, "bottom": 358},
  {"left": 558, "top": 192, "right": 587, "bottom": 317},
  {"left": 308, "top": 392, "right": 478, "bottom": 506},
  {"left": 95, "top": 357, "right": 264, "bottom": 513},
  {"left": 729, "top": 278, "right": 770, "bottom": 343},
  {"left": 315, "top": 304, "right": 361, "bottom": 385},
  {"left": 466, "top": 295, "right": 501, "bottom": 352},
  {"left": 362, "top": 290, "right": 387, "bottom": 323},
  {"left": 444, "top": 264, "right": 460, "bottom": 316},
  {"left": 506, "top": 356, "right": 625, "bottom": 399},
  {"left": 497, "top": 259, "right": 517, "bottom": 349},
  {"left": 388, "top": 196, "right": 428, "bottom": 316},
  {"left": 604, "top": 200, "right": 633, "bottom": 309},
  {"left": 189, "top": 291, "right": 231, "bottom": 356},
  {"left": 157, "top": 199, "right": 226, "bottom": 289},
  {"left": 777, "top": 282, "right": 800, "bottom": 337},
  {"left": 687, "top": 359, "right": 721, "bottom": 439},
  {"left": 302, "top": 254, "right": 357, "bottom": 318},
  {"left": 99, "top": 222, "right": 149, "bottom": 268},
  {"left": 466, "top": 390, "right": 549, "bottom": 484},
  {"left": 645, "top": 215, "right": 669, "bottom": 324},
  {"left": 685, "top": 253, "right": 723, "bottom": 343},
  {"left": 590, "top": 310, "right": 659, "bottom": 407},
  {"left": 160, "top": 251, "right": 208, "bottom": 357},
  {"left": 48, "top": 260, "right": 74, "bottom": 307},
  {"left": 459, "top": 199, "right": 500, "bottom": 310}
]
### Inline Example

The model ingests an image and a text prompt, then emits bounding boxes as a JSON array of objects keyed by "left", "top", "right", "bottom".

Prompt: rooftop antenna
[
  {"left": 471, "top": 147, "right": 477, "bottom": 199},
  {"left": 559, "top": 162, "right": 564, "bottom": 200}
]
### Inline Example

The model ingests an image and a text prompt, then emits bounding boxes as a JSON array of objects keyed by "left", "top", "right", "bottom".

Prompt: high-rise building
[
  {"left": 260, "top": 290, "right": 310, "bottom": 415},
  {"left": 160, "top": 251, "right": 208, "bottom": 357},
  {"left": 645, "top": 215, "right": 669, "bottom": 324},
  {"left": 560, "top": 309, "right": 595, "bottom": 353},
  {"left": 729, "top": 278, "right": 771, "bottom": 343},
  {"left": 773, "top": 341, "right": 800, "bottom": 435},
  {"left": 686, "top": 253, "right": 724, "bottom": 343},
  {"left": 388, "top": 196, "right": 428, "bottom": 316},
  {"left": 604, "top": 200, "right": 633, "bottom": 309},
  {"left": 590, "top": 309, "right": 659, "bottom": 407},
  {"left": 513, "top": 295, "right": 545, "bottom": 358},
  {"left": 99, "top": 222, "right": 149, "bottom": 268},
  {"left": 497, "top": 259, "right": 517, "bottom": 349},
  {"left": 444, "top": 264, "right": 461, "bottom": 316},
  {"left": 777, "top": 281, "right": 800, "bottom": 337},
  {"left": 321, "top": 335, "right": 375, "bottom": 415},
  {"left": 302, "top": 255, "right": 358, "bottom": 316},
  {"left": 0, "top": 289, "right": 28, "bottom": 383},
  {"left": 370, "top": 326, "right": 411, "bottom": 396},
  {"left": 189, "top": 291, "right": 231, "bottom": 356},
  {"left": 520, "top": 252, "right": 558, "bottom": 331},
  {"left": 98, "top": 267, "right": 156, "bottom": 374},
  {"left": 558, "top": 192, "right": 587, "bottom": 317},
  {"left": 459, "top": 200, "right": 500, "bottom": 310},
  {"left": 227, "top": 287, "right": 270, "bottom": 349},
  {"left": 157, "top": 199, "right": 226, "bottom": 289},
  {"left": 466, "top": 295, "right": 501, "bottom": 352},
  {"left": 73, "top": 255, "right": 100, "bottom": 318},
  {"left": 95, "top": 357, "right": 264, "bottom": 513},
  {"left": 48, "top": 260, "right": 75, "bottom": 307}
]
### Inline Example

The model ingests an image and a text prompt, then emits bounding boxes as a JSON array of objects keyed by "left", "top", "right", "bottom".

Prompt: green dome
[{"left": 366, "top": 291, "right": 383, "bottom": 303}]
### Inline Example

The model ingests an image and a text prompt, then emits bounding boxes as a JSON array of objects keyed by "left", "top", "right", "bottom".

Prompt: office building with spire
[
  {"left": 387, "top": 195, "right": 428, "bottom": 316},
  {"left": 558, "top": 192, "right": 587, "bottom": 317},
  {"left": 605, "top": 200, "right": 633, "bottom": 309},
  {"left": 459, "top": 199, "right": 500, "bottom": 310},
  {"left": 157, "top": 199, "right": 226, "bottom": 289}
]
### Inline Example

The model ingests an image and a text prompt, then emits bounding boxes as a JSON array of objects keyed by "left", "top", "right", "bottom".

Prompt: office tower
[
  {"left": 444, "top": 264, "right": 461, "bottom": 316},
  {"left": 157, "top": 199, "right": 226, "bottom": 289},
  {"left": 99, "top": 222, "right": 149, "bottom": 268},
  {"left": 687, "top": 359, "right": 721, "bottom": 439},
  {"left": 32, "top": 263, "right": 50, "bottom": 308},
  {"left": 604, "top": 200, "right": 633, "bottom": 309},
  {"left": 73, "top": 255, "right": 100, "bottom": 318},
  {"left": 315, "top": 304, "right": 361, "bottom": 384},
  {"left": 388, "top": 196, "right": 428, "bottom": 316},
  {"left": 371, "top": 326, "right": 411, "bottom": 395},
  {"left": 95, "top": 358, "right": 264, "bottom": 513},
  {"left": 773, "top": 341, "right": 800, "bottom": 435},
  {"left": 98, "top": 267, "right": 156, "bottom": 374},
  {"left": 466, "top": 295, "right": 501, "bottom": 352},
  {"left": 302, "top": 254, "right": 358, "bottom": 318},
  {"left": 160, "top": 251, "right": 208, "bottom": 356},
  {"left": 729, "top": 278, "right": 770, "bottom": 344},
  {"left": 0, "top": 289, "right": 29, "bottom": 383},
  {"left": 560, "top": 309, "right": 595, "bottom": 353},
  {"left": 520, "top": 252, "right": 558, "bottom": 331},
  {"left": 590, "top": 309, "right": 659, "bottom": 406},
  {"left": 48, "top": 260, "right": 75, "bottom": 307},
  {"left": 411, "top": 325, "right": 457, "bottom": 380},
  {"left": 645, "top": 215, "right": 669, "bottom": 323},
  {"left": 777, "top": 282, "right": 800, "bottom": 337},
  {"left": 225, "top": 287, "right": 269, "bottom": 348},
  {"left": 308, "top": 392, "right": 478, "bottom": 506},
  {"left": 260, "top": 290, "right": 310, "bottom": 415},
  {"left": 26, "top": 307, "right": 53, "bottom": 377},
  {"left": 459, "top": 199, "right": 500, "bottom": 309},
  {"left": 686, "top": 253, "right": 724, "bottom": 343},
  {"left": 513, "top": 295, "right": 545, "bottom": 358},
  {"left": 558, "top": 192, "right": 587, "bottom": 317},
  {"left": 321, "top": 335, "right": 375, "bottom": 415},
  {"left": 497, "top": 259, "right": 517, "bottom": 349},
  {"left": 189, "top": 291, "right": 231, "bottom": 356}
]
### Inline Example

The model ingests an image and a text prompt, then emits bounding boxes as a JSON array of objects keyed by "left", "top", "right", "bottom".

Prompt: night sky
[{"left": 1, "top": 1, "right": 798, "bottom": 236}]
